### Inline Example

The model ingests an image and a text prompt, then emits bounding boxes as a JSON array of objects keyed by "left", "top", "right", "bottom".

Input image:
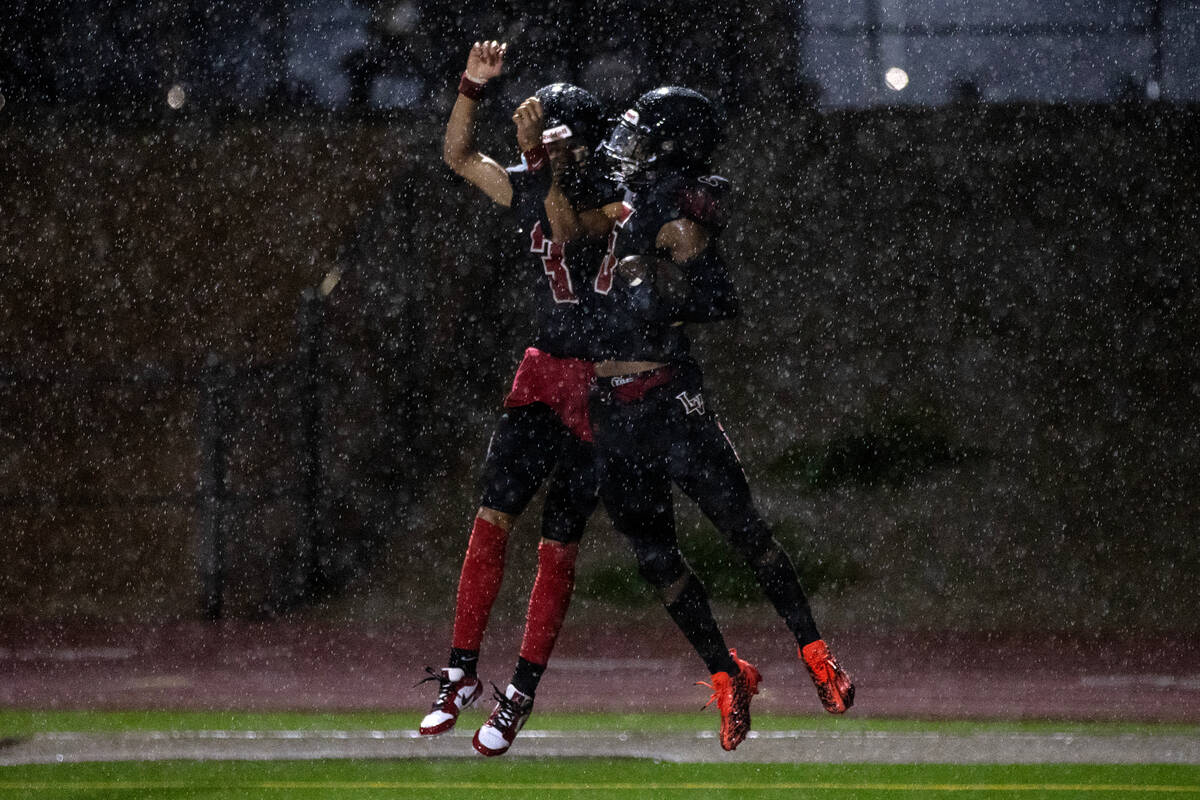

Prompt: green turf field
[
  {"left": 1, "top": 760, "right": 1199, "bottom": 798},
  {"left": 2, "top": 712, "right": 1197, "bottom": 798}
]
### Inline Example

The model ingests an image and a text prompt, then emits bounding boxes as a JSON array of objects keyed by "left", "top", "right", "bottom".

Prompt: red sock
[
  {"left": 451, "top": 517, "right": 510, "bottom": 651},
  {"left": 518, "top": 540, "right": 578, "bottom": 666}
]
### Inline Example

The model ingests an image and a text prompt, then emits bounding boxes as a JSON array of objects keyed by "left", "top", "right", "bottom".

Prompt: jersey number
[
  {"left": 530, "top": 222, "right": 577, "bottom": 304},
  {"left": 593, "top": 202, "right": 635, "bottom": 295}
]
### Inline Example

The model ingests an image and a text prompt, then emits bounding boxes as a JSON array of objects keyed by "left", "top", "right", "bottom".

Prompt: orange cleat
[
  {"left": 800, "top": 639, "right": 854, "bottom": 714},
  {"left": 698, "top": 648, "right": 761, "bottom": 751}
]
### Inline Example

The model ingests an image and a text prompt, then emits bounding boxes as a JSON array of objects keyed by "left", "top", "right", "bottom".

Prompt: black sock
[
  {"left": 664, "top": 573, "right": 737, "bottom": 676},
  {"left": 750, "top": 545, "right": 822, "bottom": 647},
  {"left": 510, "top": 656, "right": 545, "bottom": 698},
  {"left": 449, "top": 648, "right": 479, "bottom": 677}
]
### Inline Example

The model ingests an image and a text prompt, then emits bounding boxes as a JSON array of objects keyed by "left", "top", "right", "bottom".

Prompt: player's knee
[
  {"left": 476, "top": 506, "right": 516, "bottom": 531},
  {"left": 749, "top": 539, "right": 792, "bottom": 572},
  {"left": 540, "top": 511, "right": 587, "bottom": 545},
  {"left": 540, "top": 494, "right": 597, "bottom": 545},
  {"left": 635, "top": 545, "right": 686, "bottom": 589},
  {"left": 726, "top": 517, "right": 778, "bottom": 566},
  {"left": 542, "top": 522, "right": 588, "bottom": 546}
]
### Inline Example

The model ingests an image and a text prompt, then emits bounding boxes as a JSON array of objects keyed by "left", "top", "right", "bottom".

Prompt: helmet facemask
[
  {"left": 602, "top": 117, "right": 656, "bottom": 185},
  {"left": 602, "top": 111, "right": 680, "bottom": 187},
  {"left": 543, "top": 123, "right": 597, "bottom": 204}
]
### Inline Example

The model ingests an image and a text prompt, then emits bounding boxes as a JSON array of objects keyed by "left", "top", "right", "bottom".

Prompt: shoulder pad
[{"left": 678, "top": 175, "right": 730, "bottom": 230}]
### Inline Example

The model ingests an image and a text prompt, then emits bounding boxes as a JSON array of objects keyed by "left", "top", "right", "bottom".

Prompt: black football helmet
[
  {"left": 535, "top": 83, "right": 605, "bottom": 157},
  {"left": 602, "top": 86, "right": 724, "bottom": 185},
  {"left": 534, "top": 83, "right": 607, "bottom": 203}
]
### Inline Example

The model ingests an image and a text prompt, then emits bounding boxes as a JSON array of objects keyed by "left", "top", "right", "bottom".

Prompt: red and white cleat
[
  {"left": 418, "top": 666, "right": 483, "bottom": 736},
  {"left": 472, "top": 683, "right": 534, "bottom": 757}
]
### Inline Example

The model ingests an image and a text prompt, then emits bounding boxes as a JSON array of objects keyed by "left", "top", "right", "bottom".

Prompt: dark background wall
[{"left": 3, "top": 100, "right": 1197, "bottom": 633}]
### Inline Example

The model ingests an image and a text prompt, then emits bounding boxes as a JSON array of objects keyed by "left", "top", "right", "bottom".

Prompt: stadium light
[{"left": 885, "top": 67, "right": 909, "bottom": 91}]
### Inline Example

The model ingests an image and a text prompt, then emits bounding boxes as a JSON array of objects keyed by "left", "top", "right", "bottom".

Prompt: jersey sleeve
[{"left": 507, "top": 161, "right": 554, "bottom": 210}]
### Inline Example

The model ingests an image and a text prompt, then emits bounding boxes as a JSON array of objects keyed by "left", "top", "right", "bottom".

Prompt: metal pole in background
[
  {"left": 287, "top": 287, "right": 327, "bottom": 611},
  {"left": 865, "top": 0, "right": 883, "bottom": 102},
  {"left": 794, "top": 0, "right": 811, "bottom": 87},
  {"left": 1148, "top": 0, "right": 1165, "bottom": 100},
  {"left": 196, "top": 354, "right": 231, "bottom": 621}
]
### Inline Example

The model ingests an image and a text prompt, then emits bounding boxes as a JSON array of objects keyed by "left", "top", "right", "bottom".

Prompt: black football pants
[
  {"left": 590, "top": 364, "right": 821, "bottom": 647},
  {"left": 479, "top": 402, "right": 598, "bottom": 545}
]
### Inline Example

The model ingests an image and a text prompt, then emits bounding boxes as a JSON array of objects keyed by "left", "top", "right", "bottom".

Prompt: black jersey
[
  {"left": 507, "top": 163, "right": 610, "bottom": 360},
  {"left": 591, "top": 172, "right": 736, "bottom": 362}
]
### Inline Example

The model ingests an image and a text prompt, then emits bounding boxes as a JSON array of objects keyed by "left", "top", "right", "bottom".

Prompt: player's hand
[
  {"left": 513, "top": 97, "right": 544, "bottom": 152},
  {"left": 466, "top": 40, "right": 506, "bottom": 83}
]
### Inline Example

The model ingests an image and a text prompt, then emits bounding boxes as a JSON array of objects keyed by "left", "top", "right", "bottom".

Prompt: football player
[
  {"left": 418, "top": 40, "right": 611, "bottom": 757},
  {"left": 581, "top": 87, "right": 855, "bottom": 750}
]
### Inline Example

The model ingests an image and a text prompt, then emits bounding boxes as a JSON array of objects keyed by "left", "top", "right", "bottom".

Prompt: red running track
[{"left": 2, "top": 618, "right": 1198, "bottom": 723}]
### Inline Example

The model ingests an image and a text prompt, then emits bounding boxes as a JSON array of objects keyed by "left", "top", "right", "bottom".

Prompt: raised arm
[
  {"left": 510, "top": 95, "right": 598, "bottom": 243},
  {"left": 443, "top": 41, "right": 513, "bottom": 207},
  {"left": 507, "top": 95, "right": 573, "bottom": 240}
]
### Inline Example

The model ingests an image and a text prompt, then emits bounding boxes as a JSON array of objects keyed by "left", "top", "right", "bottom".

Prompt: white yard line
[{"left": 3, "top": 728, "right": 1198, "bottom": 766}]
